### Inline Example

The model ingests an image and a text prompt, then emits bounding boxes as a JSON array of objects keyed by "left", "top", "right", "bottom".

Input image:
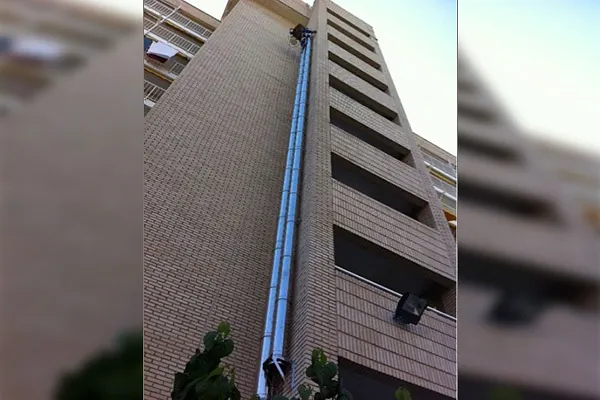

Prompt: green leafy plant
[
  {"left": 173, "top": 322, "right": 412, "bottom": 400},
  {"left": 394, "top": 387, "right": 412, "bottom": 400},
  {"left": 54, "top": 330, "right": 143, "bottom": 400},
  {"left": 171, "top": 321, "right": 240, "bottom": 400},
  {"left": 489, "top": 386, "right": 522, "bottom": 400}
]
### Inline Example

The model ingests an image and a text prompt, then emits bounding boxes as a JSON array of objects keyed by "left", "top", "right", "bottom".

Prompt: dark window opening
[
  {"left": 334, "top": 226, "right": 453, "bottom": 313},
  {"left": 328, "top": 52, "right": 388, "bottom": 92},
  {"left": 329, "top": 76, "right": 397, "bottom": 122},
  {"left": 460, "top": 250, "right": 599, "bottom": 313},
  {"left": 328, "top": 33, "right": 381, "bottom": 70},
  {"left": 339, "top": 358, "right": 453, "bottom": 400},
  {"left": 332, "top": 154, "right": 431, "bottom": 226},
  {"left": 327, "top": 19, "right": 375, "bottom": 53},
  {"left": 326, "top": 8, "right": 372, "bottom": 38},
  {"left": 459, "top": 181, "right": 559, "bottom": 222},
  {"left": 330, "top": 108, "right": 409, "bottom": 162},
  {"left": 458, "top": 101, "right": 497, "bottom": 124},
  {"left": 458, "top": 135, "right": 520, "bottom": 163}
]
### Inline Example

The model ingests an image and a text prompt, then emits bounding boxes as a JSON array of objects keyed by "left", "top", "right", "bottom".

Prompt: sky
[
  {"left": 95, "top": 0, "right": 600, "bottom": 157},
  {"left": 459, "top": 0, "right": 600, "bottom": 156}
]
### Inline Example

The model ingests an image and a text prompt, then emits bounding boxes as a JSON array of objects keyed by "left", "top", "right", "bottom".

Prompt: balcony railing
[
  {"left": 430, "top": 174, "right": 457, "bottom": 198},
  {"left": 421, "top": 151, "right": 457, "bottom": 178},
  {"left": 435, "top": 189, "right": 456, "bottom": 215},
  {"left": 145, "top": 24, "right": 201, "bottom": 55},
  {"left": 144, "top": 0, "right": 213, "bottom": 41},
  {"left": 144, "top": 81, "right": 166, "bottom": 105},
  {"left": 145, "top": 57, "right": 186, "bottom": 77}
]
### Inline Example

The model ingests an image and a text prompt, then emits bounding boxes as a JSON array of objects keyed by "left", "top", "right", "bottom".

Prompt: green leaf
[
  {"left": 395, "top": 387, "right": 412, "bottom": 400},
  {"left": 207, "top": 366, "right": 224, "bottom": 379},
  {"left": 203, "top": 331, "right": 219, "bottom": 351},
  {"left": 489, "top": 386, "right": 522, "bottom": 400},
  {"left": 298, "top": 384, "right": 312, "bottom": 400},
  {"left": 312, "top": 348, "right": 327, "bottom": 366},
  {"left": 339, "top": 388, "right": 353, "bottom": 400},
  {"left": 218, "top": 321, "right": 231, "bottom": 337},
  {"left": 223, "top": 338, "right": 234, "bottom": 357},
  {"left": 324, "top": 362, "right": 338, "bottom": 380}
]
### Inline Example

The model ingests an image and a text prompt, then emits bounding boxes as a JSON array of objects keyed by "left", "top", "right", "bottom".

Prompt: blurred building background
[
  {"left": 0, "top": 1, "right": 142, "bottom": 399},
  {"left": 457, "top": 52, "right": 600, "bottom": 400},
  {"left": 143, "top": 0, "right": 219, "bottom": 114}
]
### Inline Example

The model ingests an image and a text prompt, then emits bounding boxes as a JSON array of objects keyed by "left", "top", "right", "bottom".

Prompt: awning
[{"left": 146, "top": 41, "right": 177, "bottom": 62}]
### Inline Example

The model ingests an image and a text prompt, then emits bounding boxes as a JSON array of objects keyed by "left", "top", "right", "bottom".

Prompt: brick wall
[
  {"left": 143, "top": 1, "right": 301, "bottom": 397},
  {"left": 330, "top": 89, "right": 409, "bottom": 148},
  {"left": 336, "top": 271, "right": 456, "bottom": 397},
  {"left": 330, "top": 125, "right": 426, "bottom": 199},
  {"left": 332, "top": 181, "right": 454, "bottom": 279}
]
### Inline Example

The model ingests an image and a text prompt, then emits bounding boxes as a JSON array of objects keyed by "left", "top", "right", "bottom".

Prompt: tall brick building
[{"left": 144, "top": 0, "right": 457, "bottom": 399}]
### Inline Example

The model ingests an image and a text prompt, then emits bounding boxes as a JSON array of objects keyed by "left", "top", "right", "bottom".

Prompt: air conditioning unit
[{"left": 394, "top": 293, "right": 428, "bottom": 325}]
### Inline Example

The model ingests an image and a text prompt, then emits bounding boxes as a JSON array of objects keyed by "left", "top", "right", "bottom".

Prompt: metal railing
[
  {"left": 145, "top": 56, "right": 186, "bottom": 76},
  {"left": 166, "top": 60, "right": 185, "bottom": 75},
  {"left": 436, "top": 190, "right": 456, "bottom": 214},
  {"left": 144, "top": 0, "right": 213, "bottom": 40},
  {"left": 146, "top": 24, "right": 201, "bottom": 55},
  {"left": 430, "top": 174, "right": 457, "bottom": 198},
  {"left": 335, "top": 266, "right": 457, "bottom": 322},
  {"left": 421, "top": 150, "right": 457, "bottom": 178},
  {"left": 144, "top": 81, "right": 166, "bottom": 104},
  {"left": 143, "top": 17, "right": 155, "bottom": 30}
]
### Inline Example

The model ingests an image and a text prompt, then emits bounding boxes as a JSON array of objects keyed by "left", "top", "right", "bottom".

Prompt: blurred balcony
[
  {"left": 144, "top": 80, "right": 166, "bottom": 108},
  {"left": 144, "top": 17, "right": 201, "bottom": 57},
  {"left": 144, "top": 0, "right": 212, "bottom": 42}
]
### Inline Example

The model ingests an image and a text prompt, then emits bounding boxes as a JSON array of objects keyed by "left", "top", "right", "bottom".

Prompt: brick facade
[{"left": 145, "top": 0, "right": 457, "bottom": 398}]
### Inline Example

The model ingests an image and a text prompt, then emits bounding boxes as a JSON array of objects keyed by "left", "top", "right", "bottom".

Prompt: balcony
[
  {"left": 144, "top": 57, "right": 186, "bottom": 80},
  {"left": 459, "top": 153, "right": 558, "bottom": 207},
  {"left": 327, "top": 3, "right": 374, "bottom": 37},
  {"left": 420, "top": 150, "right": 456, "bottom": 179},
  {"left": 459, "top": 285, "right": 600, "bottom": 398},
  {"left": 332, "top": 180, "right": 454, "bottom": 279},
  {"left": 144, "top": 18, "right": 202, "bottom": 57},
  {"left": 327, "top": 14, "right": 376, "bottom": 53},
  {"left": 459, "top": 203, "right": 599, "bottom": 281},
  {"left": 335, "top": 269, "right": 456, "bottom": 398},
  {"left": 328, "top": 25, "right": 380, "bottom": 70},
  {"left": 328, "top": 40, "right": 387, "bottom": 91},
  {"left": 434, "top": 190, "right": 456, "bottom": 217},
  {"left": 329, "top": 60, "right": 396, "bottom": 119},
  {"left": 429, "top": 174, "right": 457, "bottom": 199},
  {"left": 330, "top": 88, "right": 406, "bottom": 148},
  {"left": 144, "top": 0, "right": 212, "bottom": 42},
  {"left": 331, "top": 124, "right": 426, "bottom": 200},
  {"left": 144, "top": 80, "right": 166, "bottom": 107}
]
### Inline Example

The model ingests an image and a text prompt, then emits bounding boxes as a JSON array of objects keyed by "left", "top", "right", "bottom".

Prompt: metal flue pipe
[
  {"left": 256, "top": 38, "right": 309, "bottom": 400},
  {"left": 272, "top": 33, "right": 312, "bottom": 360}
]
